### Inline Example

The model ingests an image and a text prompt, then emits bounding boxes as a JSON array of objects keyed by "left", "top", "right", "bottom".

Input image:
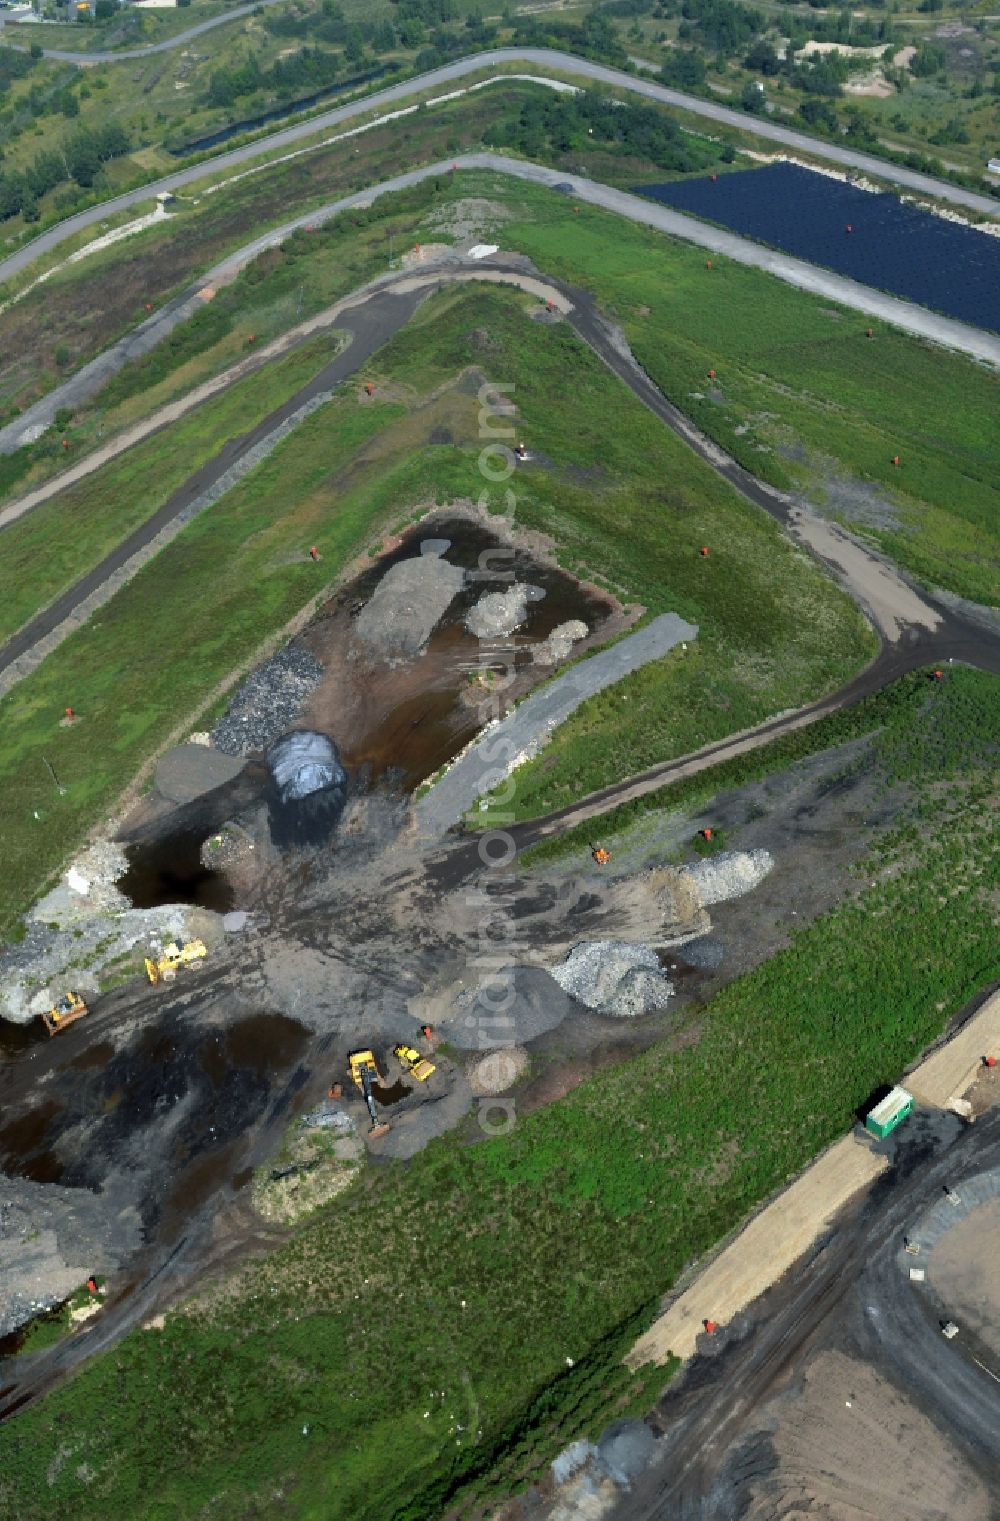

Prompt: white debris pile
[
  {"left": 465, "top": 582, "right": 545, "bottom": 640},
  {"left": 680, "top": 849, "right": 774, "bottom": 907},
  {"left": 551, "top": 941, "right": 674, "bottom": 1018},
  {"left": 531, "top": 619, "right": 588, "bottom": 667}
]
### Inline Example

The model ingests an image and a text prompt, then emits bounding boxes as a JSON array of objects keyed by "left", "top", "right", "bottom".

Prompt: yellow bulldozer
[
  {"left": 394, "top": 1043, "right": 436, "bottom": 1082},
  {"left": 144, "top": 938, "right": 207, "bottom": 986},
  {"left": 348, "top": 1049, "right": 391, "bottom": 1137},
  {"left": 41, "top": 990, "right": 88, "bottom": 1037}
]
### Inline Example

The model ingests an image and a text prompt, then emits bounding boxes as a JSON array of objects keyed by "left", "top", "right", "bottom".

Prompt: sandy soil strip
[
  {"left": 907, "top": 990, "right": 1000, "bottom": 1108},
  {"left": 787, "top": 507, "right": 941, "bottom": 641},
  {"left": 628, "top": 1135, "right": 888, "bottom": 1366}
]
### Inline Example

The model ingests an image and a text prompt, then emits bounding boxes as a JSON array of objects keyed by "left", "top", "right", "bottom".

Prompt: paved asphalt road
[
  {"left": 4, "top": 147, "right": 998, "bottom": 458},
  {"left": 0, "top": 48, "right": 996, "bottom": 291},
  {"left": 0, "top": 284, "right": 424, "bottom": 680},
  {"left": 612, "top": 1104, "right": 1000, "bottom": 1518},
  {"left": 0, "top": 0, "right": 288, "bottom": 60}
]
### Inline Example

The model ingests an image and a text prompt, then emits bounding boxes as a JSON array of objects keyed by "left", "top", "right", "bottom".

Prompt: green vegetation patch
[
  {"left": 497, "top": 178, "right": 1000, "bottom": 607},
  {"left": 2, "top": 669, "right": 998, "bottom": 1520}
]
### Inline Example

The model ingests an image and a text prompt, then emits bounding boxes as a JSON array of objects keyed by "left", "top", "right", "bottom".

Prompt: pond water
[
  {"left": 637, "top": 162, "right": 1000, "bottom": 333},
  {"left": 169, "top": 65, "right": 387, "bottom": 157}
]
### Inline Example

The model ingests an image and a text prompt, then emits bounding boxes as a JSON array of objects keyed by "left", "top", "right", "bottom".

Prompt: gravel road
[
  {"left": 0, "top": 49, "right": 995, "bottom": 291},
  {"left": 414, "top": 612, "right": 698, "bottom": 836}
]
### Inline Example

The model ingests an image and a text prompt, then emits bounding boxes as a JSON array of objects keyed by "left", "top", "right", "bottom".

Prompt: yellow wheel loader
[
  {"left": 144, "top": 938, "right": 207, "bottom": 985},
  {"left": 394, "top": 1043, "right": 436, "bottom": 1082}
]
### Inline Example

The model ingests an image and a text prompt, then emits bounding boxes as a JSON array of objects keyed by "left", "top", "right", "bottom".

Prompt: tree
[
  {"left": 344, "top": 23, "right": 365, "bottom": 62},
  {"left": 741, "top": 79, "right": 767, "bottom": 113},
  {"left": 745, "top": 39, "right": 780, "bottom": 75}
]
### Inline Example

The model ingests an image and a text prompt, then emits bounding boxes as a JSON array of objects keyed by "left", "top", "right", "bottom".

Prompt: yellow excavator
[
  {"left": 41, "top": 991, "right": 88, "bottom": 1037},
  {"left": 144, "top": 938, "right": 207, "bottom": 986},
  {"left": 394, "top": 1043, "right": 436, "bottom": 1082},
  {"left": 348, "top": 1049, "right": 391, "bottom": 1137}
]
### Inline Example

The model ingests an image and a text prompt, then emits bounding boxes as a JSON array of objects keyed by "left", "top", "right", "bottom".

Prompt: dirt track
[{"left": 5, "top": 151, "right": 998, "bottom": 456}]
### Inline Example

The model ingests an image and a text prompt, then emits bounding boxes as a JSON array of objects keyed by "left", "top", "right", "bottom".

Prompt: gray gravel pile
[
  {"left": 680, "top": 849, "right": 774, "bottom": 907},
  {"left": 531, "top": 618, "right": 588, "bottom": 666},
  {"left": 681, "top": 935, "right": 726, "bottom": 970},
  {"left": 448, "top": 966, "right": 579, "bottom": 1048},
  {"left": 213, "top": 647, "right": 324, "bottom": 756},
  {"left": 551, "top": 940, "right": 673, "bottom": 1018},
  {"left": 1, "top": 841, "right": 196, "bottom": 1024},
  {"left": 465, "top": 582, "right": 544, "bottom": 640},
  {"left": 301, "top": 1103, "right": 356, "bottom": 1132},
  {"left": 596, "top": 1421, "right": 657, "bottom": 1486},
  {"left": 0, "top": 1174, "right": 142, "bottom": 1338},
  {"left": 355, "top": 551, "right": 465, "bottom": 660}
]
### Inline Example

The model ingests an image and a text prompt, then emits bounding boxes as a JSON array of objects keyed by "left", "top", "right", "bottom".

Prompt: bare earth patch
[
  {"left": 928, "top": 1197, "right": 1000, "bottom": 1359},
  {"left": 743, "top": 1351, "right": 991, "bottom": 1521}
]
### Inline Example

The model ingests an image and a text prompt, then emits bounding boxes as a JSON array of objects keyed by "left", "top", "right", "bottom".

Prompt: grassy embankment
[
  {"left": 0, "top": 333, "right": 342, "bottom": 643},
  {"left": 2, "top": 666, "right": 998, "bottom": 1520},
  {"left": 0, "top": 286, "right": 870, "bottom": 937},
  {"left": 0, "top": 73, "right": 754, "bottom": 452},
  {"left": 502, "top": 180, "right": 1000, "bottom": 608}
]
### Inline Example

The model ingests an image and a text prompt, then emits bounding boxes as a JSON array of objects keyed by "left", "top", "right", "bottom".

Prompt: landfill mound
[
  {"left": 551, "top": 941, "right": 674, "bottom": 1018},
  {"left": 213, "top": 647, "right": 324, "bottom": 756},
  {"left": 680, "top": 850, "right": 774, "bottom": 906},
  {"left": 465, "top": 582, "right": 544, "bottom": 639},
  {"left": 355, "top": 550, "right": 465, "bottom": 660},
  {"left": 532, "top": 619, "right": 588, "bottom": 666}
]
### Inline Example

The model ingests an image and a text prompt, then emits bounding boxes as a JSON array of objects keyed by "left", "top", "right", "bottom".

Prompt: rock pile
[
  {"left": 355, "top": 550, "right": 465, "bottom": 660},
  {"left": 531, "top": 619, "right": 588, "bottom": 666},
  {"left": 468, "top": 1045, "right": 529, "bottom": 1095},
  {"left": 213, "top": 647, "right": 324, "bottom": 756},
  {"left": 680, "top": 850, "right": 774, "bottom": 907},
  {"left": 465, "top": 582, "right": 544, "bottom": 640},
  {"left": 551, "top": 940, "right": 674, "bottom": 1018}
]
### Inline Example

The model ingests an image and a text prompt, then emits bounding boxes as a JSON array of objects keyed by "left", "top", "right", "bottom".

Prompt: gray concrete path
[
  {"left": 0, "top": 49, "right": 995, "bottom": 289},
  {"left": 414, "top": 612, "right": 698, "bottom": 837}
]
